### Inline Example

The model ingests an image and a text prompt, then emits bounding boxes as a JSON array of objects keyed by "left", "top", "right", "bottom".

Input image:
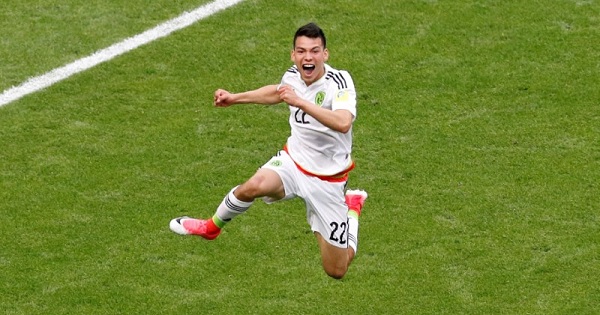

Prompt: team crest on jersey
[
  {"left": 335, "top": 90, "right": 349, "bottom": 102},
  {"left": 315, "top": 91, "right": 326, "bottom": 106},
  {"left": 270, "top": 160, "right": 282, "bottom": 167}
]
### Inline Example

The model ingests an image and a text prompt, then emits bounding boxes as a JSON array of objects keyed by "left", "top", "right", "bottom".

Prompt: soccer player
[{"left": 169, "top": 22, "right": 367, "bottom": 279}]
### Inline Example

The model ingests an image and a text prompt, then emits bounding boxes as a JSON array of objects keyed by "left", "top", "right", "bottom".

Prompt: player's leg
[
  {"left": 233, "top": 168, "right": 285, "bottom": 202},
  {"left": 170, "top": 151, "right": 292, "bottom": 239},
  {"left": 310, "top": 187, "right": 368, "bottom": 279},
  {"left": 345, "top": 189, "right": 368, "bottom": 262},
  {"left": 210, "top": 168, "right": 284, "bottom": 228},
  {"left": 315, "top": 232, "right": 350, "bottom": 279},
  {"left": 170, "top": 168, "right": 284, "bottom": 239}
]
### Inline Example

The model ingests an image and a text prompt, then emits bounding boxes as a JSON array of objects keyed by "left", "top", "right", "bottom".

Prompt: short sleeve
[{"left": 331, "top": 71, "right": 357, "bottom": 118}]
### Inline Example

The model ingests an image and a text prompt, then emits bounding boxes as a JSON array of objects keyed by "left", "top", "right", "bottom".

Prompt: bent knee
[
  {"left": 323, "top": 264, "right": 348, "bottom": 280},
  {"left": 237, "top": 178, "right": 264, "bottom": 199},
  {"left": 237, "top": 171, "right": 282, "bottom": 200}
]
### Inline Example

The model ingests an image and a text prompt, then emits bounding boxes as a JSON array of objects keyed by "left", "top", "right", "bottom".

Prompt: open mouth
[{"left": 302, "top": 64, "right": 316, "bottom": 75}]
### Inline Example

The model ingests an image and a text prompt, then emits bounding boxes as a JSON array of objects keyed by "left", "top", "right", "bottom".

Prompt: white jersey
[{"left": 280, "top": 64, "right": 357, "bottom": 176}]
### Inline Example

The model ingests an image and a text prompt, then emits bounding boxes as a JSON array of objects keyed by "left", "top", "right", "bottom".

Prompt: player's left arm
[{"left": 278, "top": 85, "right": 354, "bottom": 133}]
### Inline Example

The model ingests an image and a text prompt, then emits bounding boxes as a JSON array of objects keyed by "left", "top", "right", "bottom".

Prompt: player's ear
[
  {"left": 324, "top": 48, "right": 329, "bottom": 62},
  {"left": 290, "top": 49, "right": 295, "bottom": 61}
]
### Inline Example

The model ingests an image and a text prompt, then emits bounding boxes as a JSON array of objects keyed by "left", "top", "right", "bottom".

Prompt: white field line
[{"left": 0, "top": 0, "right": 244, "bottom": 108}]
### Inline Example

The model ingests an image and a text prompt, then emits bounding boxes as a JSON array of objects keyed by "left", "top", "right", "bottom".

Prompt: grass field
[{"left": 1, "top": 0, "right": 599, "bottom": 314}]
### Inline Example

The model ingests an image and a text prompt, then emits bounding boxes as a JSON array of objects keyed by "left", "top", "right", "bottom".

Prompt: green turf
[{"left": 1, "top": 0, "right": 599, "bottom": 314}]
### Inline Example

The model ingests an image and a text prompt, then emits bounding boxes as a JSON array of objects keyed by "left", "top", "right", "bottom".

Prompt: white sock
[
  {"left": 215, "top": 186, "right": 253, "bottom": 222},
  {"left": 347, "top": 216, "right": 359, "bottom": 254}
]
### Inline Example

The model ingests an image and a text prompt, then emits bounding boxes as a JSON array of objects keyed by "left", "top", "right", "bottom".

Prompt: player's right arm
[{"left": 214, "top": 85, "right": 281, "bottom": 107}]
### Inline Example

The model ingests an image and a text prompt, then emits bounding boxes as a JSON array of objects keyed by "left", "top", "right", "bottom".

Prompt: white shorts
[{"left": 261, "top": 150, "right": 349, "bottom": 249}]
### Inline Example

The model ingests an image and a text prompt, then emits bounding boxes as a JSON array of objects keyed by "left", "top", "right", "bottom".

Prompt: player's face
[{"left": 291, "top": 36, "right": 329, "bottom": 86}]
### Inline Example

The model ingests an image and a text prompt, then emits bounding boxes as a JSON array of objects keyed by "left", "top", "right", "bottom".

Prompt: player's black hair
[{"left": 294, "top": 22, "right": 327, "bottom": 48}]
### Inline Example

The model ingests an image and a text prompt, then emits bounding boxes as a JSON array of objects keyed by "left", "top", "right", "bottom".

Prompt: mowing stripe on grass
[{"left": 0, "top": 0, "right": 244, "bottom": 108}]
